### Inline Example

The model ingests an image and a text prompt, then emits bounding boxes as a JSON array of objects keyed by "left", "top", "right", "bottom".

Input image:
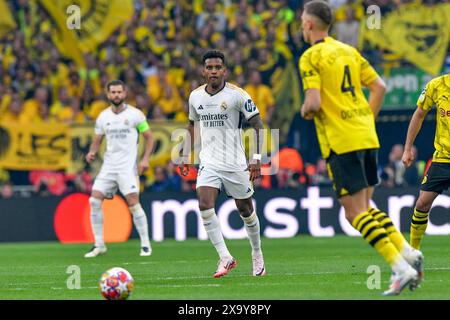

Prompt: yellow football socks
[
  {"left": 410, "top": 208, "right": 429, "bottom": 250},
  {"left": 352, "top": 211, "right": 402, "bottom": 268}
]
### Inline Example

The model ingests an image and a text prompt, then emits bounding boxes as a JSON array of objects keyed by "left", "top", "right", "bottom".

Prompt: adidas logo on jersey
[
  {"left": 198, "top": 105, "right": 204, "bottom": 110},
  {"left": 246, "top": 187, "right": 252, "bottom": 193}
]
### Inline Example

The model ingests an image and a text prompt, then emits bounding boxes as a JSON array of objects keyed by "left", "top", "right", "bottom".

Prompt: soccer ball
[{"left": 99, "top": 267, "right": 134, "bottom": 300}]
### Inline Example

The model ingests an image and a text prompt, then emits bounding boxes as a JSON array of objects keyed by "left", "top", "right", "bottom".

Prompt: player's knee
[
  {"left": 200, "top": 208, "right": 215, "bottom": 220},
  {"left": 415, "top": 198, "right": 432, "bottom": 212},
  {"left": 89, "top": 197, "right": 102, "bottom": 210},
  {"left": 198, "top": 200, "right": 214, "bottom": 211},
  {"left": 129, "top": 203, "right": 143, "bottom": 215},
  {"left": 238, "top": 208, "right": 253, "bottom": 218},
  {"left": 237, "top": 202, "right": 253, "bottom": 217}
]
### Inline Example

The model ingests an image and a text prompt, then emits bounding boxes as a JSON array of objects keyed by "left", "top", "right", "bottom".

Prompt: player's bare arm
[
  {"left": 402, "top": 106, "right": 428, "bottom": 167},
  {"left": 179, "top": 120, "right": 195, "bottom": 176},
  {"left": 248, "top": 114, "right": 264, "bottom": 181},
  {"left": 367, "top": 77, "right": 386, "bottom": 118},
  {"left": 138, "top": 129, "right": 154, "bottom": 175},
  {"left": 86, "top": 134, "right": 104, "bottom": 163},
  {"left": 301, "top": 88, "right": 321, "bottom": 120}
]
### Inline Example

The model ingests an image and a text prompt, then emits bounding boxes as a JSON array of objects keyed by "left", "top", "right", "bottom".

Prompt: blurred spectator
[
  {"left": 381, "top": 144, "right": 405, "bottom": 187},
  {"left": 244, "top": 70, "right": 276, "bottom": 125},
  {"left": 29, "top": 170, "right": 67, "bottom": 196},
  {"left": 310, "top": 158, "right": 332, "bottom": 186},
  {"left": 57, "top": 98, "right": 87, "bottom": 124},
  {"left": 0, "top": 93, "right": 23, "bottom": 123},
  {"left": 166, "top": 161, "right": 182, "bottom": 191},
  {"left": 149, "top": 166, "right": 171, "bottom": 192},
  {"left": 334, "top": 7, "right": 360, "bottom": 48},
  {"left": 267, "top": 147, "right": 307, "bottom": 189},
  {"left": 196, "top": 0, "right": 227, "bottom": 33},
  {"left": 19, "top": 86, "right": 50, "bottom": 123},
  {"left": 272, "top": 168, "right": 302, "bottom": 189},
  {"left": 50, "top": 87, "right": 71, "bottom": 117},
  {"left": 0, "top": 183, "right": 14, "bottom": 199}
]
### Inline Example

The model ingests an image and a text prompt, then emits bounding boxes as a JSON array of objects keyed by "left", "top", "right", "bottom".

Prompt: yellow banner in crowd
[
  {"left": 0, "top": 0, "right": 16, "bottom": 38},
  {"left": 0, "top": 122, "right": 71, "bottom": 170},
  {"left": 363, "top": 3, "right": 450, "bottom": 75},
  {"left": 0, "top": 121, "right": 187, "bottom": 171},
  {"left": 39, "top": 0, "right": 133, "bottom": 62}
]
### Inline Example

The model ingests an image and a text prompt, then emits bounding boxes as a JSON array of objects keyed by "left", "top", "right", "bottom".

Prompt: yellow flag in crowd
[
  {"left": 39, "top": 0, "right": 86, "bottom": 67},
  {"left": 0, "top": 0, "right": 16, "bottom": 38},
  {"left": 39, "top": 0, "right": 134, "bottom": 65},
  {"left": 363, "top": 3, "right": 450, "bottom": 75}
]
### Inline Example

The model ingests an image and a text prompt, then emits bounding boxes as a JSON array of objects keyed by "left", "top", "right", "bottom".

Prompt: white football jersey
[
  {"left": 189, "top": 82, "right": 260, "bottom": 171},
  {"left": 95, "top": 104, "right": 147, "bottom": 175}
]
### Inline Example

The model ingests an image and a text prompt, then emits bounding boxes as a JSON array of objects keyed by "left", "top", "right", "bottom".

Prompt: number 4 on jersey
[{"left": 341, "top": 65, "right": 355, "bottom": 97}]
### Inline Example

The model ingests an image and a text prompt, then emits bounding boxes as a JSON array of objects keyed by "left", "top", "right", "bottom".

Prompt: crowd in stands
[{"left": 0, "top": 0, "right": 446, "bottom": 196}]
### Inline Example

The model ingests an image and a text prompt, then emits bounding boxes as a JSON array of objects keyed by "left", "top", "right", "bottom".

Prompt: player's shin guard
[
  {"left": 129, "top": 203, "right": 151, "bottom": 248},
  {"left": 201, "top": 208, "right": 231, "bottom": 259},
  {"left": 369, "top": 207, "right": 416, "bottom": 260},
  {"left": 410, "top": 208, "right": 429, "bottom": 250},
  {"left": 352, "top": 211, "right": 410, "bottom": 274},
  {"left": 241, "top": 211, "right": 262, "bottom": 255},
  {"left": 89, "top": 197, "right": 105, "bottom": 247}
]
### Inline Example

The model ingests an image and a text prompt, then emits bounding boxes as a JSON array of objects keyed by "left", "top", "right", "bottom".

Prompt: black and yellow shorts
[
  {"left": 326, "top": 149, "right": 379, "bottom": 198},
  {"left": 420, "top": 162, "right": 450, "bottom": 194}
]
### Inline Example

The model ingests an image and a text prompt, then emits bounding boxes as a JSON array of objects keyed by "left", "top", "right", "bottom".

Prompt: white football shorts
[
  {"left": 196, "top": 166, "right": 254, "bottom": 199},
  {"left": 92, "top": 171, "right": 140, "bottom": 198}
]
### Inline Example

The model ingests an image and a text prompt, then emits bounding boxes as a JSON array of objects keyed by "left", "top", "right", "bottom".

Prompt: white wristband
[{"left": 252, "top": 154, "right": 261, "bottom": 161}]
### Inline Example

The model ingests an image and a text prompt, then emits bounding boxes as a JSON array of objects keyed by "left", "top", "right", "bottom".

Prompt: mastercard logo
[{"left": 54, "top": 193, "right": 132, "bottom": 243}]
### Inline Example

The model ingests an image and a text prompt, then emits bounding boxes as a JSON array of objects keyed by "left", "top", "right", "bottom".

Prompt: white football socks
[
  {"left": 241, "top": 211, "right": 262, "bottom": 256},
  {"left": 201, "top": 208, "right": 231, "bottom": 260},
  {"left": 89, "top": 197, "right": 105, "bottom": 248},
  {"left": 129, "top": 203, "right": 151, "bottom": 248}
]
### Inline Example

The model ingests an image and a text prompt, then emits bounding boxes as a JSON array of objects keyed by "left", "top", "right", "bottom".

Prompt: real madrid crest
[
  {"left": 124, "top": 119, "right": 129, "bottom": 125},
  {"left": 220, "top": 101, "right": 228, "bottom": 112}
]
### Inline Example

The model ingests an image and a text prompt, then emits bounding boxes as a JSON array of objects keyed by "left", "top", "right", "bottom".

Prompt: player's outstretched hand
[
  {"left": 179, "top": 162, "right": 190, "bottom": 176},
  {"left": 248, "top": 162, "right": 261, "bottom": 181},
  {"left": 86, "top": 152, "right": 96, "bottom": 163},
  {"left": 402, "top": 149, "right": 414, "bottom": 167},
  {"left": 138, "top": 159, "right": 149, "bottom": 175}
]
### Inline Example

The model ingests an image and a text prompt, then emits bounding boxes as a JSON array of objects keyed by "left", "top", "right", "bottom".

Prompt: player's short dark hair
[
  {"left": 202, "top": 50, "right": 226, "bottom": 65},
  {"left": 304, "top": 0, "right": 333, "bottom": 27},
  {"left": 106, "top": 80, "right": 126, "bottom": 91}
]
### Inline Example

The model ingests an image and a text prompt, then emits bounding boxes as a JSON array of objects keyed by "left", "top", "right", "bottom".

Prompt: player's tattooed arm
[
  {"left": 248, "top": 115, "right": 263, "bottom": 181},
  {"left": 86, "top": 134, "right": 104, "bottom": 163}
]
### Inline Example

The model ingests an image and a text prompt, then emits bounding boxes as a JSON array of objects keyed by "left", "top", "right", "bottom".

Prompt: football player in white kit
[
  {"left": 84, "top": 80, "right": 153, "bottom": 258},
  {"left": 180, "top": 50, "right": 266, "bottom": 277}
]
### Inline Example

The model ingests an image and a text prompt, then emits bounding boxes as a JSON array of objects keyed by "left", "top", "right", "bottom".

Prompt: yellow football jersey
[
  {"left": 417, "top": 74, "right": 450, "bottom": 163},
  {"left": 299, "top": 36, "right": 380, "bottom": 159}
]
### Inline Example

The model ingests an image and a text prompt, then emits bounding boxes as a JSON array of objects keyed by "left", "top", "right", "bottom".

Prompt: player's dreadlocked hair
[{"left": 202, "top": 50, "right": 226, "bottom": 65}]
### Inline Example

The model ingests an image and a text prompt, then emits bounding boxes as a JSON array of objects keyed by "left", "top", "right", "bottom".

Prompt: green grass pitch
[{"left": 0, "top": 235, "right": 449, "bottom": 300}]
